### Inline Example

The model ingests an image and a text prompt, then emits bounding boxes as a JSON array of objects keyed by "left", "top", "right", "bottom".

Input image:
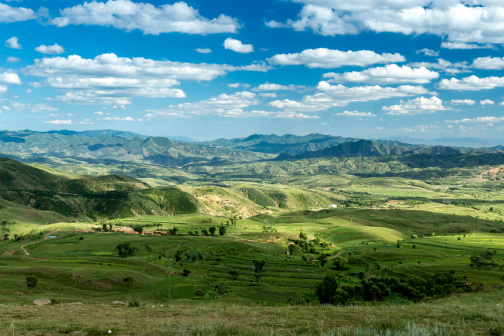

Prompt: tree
[
  {"left": 209, "top": 226, "right": 217, "bottom": 236},
  {"left": 253, "top": 259, "right": 266, "bottom": 273},
  {"left": 201, "top": 229, "right": 209, "bottom": 236},
  {"left": 26, "top": 275, "right": 38, "bottom": 289},
  {"left": 132, "top": 225, "right": 143, "bottom": 234},
  {"left": 170, "top": 227, "right": 179, "bottom": 235},
  {"left": 219, "top": 225, "right": 227, "bottom": 236},
  {"left": 116, "top": 242, "right": 138, "bottom": 258},
  {"left": 229, "top": 270, "right": 239, "bottom": 280},
  {"left": 123, "top": 276, "right": 134, "bottom": 291},
  {"left": 332, "top": 256, "right": 349, "bottom": 271},
  {"left": 317, "top": 253, "right": 331, "bottom": 267},
  {"left": 299, "top": 231, "right": 308, "bottom": 240},
  {"left": 288, "top": 244, "right": 297, "bottom": 255},
  {"left": 195, "top": 289, "right": 205, "bottom": 298},
  {"left": 182, "top": 268, "right": 191, "bottom": 277},
  {"left": 315, "top": 274, "right": 339, "bottom": 304}
]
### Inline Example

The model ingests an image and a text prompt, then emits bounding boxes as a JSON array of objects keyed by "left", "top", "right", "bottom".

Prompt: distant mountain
[
  {"left": 200, "top": 133, "right": 426, "bottom": 156},
  {"left": 381, "top": 136, "right": 504, "bottom": 148},
  {"left": 273, "top": 139, "right": 475, "bottom": 161},
  {"left": 0, "top": 130, "right": 271, "bottom": 168}
]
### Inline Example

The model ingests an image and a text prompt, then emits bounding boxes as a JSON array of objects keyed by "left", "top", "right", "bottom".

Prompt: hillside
[{"left": 0, "top": 130, "right": 271, "bottom": 168}]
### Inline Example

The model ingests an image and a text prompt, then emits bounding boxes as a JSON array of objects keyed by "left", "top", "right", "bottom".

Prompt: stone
[
  {"left": 112, "top": 301, "right": 125, "bottom": 305},
  {"left": 33, "top": 298, "right": 52, "bottom": 306}
]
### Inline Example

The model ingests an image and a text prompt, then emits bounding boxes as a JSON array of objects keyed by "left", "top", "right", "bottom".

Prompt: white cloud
[
  {"left": 272, "top": 111, "right": 319, "bottom": 119},
  {"left": 439, "top": 75, "right": 504, "bottom": 91},
  {"left": 383, "top": 96, "right": 447, "bottom": 115},
  {"left": 94, "top": 111, "right": 104, "bottom": 115},
  {"left": 471, "top": 56, "right": 504, "bottom": 70},
  {"left": 480, "top": 99, "right": 494, "bottom": 105},
  {"left": 0, "top": 72, "right": 21, "bottom": 85},
  {"left": 447, "top": 116, "right": 504, "bottom": 124},
  {"left": 253, "top": 83, "right": 303, "bottom": 91},
  {"left": 102, "top": 116, "right": 139, "bottom": 121},
  {"left": 441, "top": 42, "right": 494, "bottom": 50},
  {"left": 268, "top": 48, "right": 405, "bottom": 69},
  {"left": 408, "top": 58, "right": 469, "bottom": 74},
  {"left": 416, "top": 48, "right": 439, "bottom": 57},
  {"left": 194, "top": 48, "right": 212, "bottom": 54},
  {"left": 0, "top": 85, "right": 7, "bottom": 94},
  {"left": 35, "top": 44, "right": 65, "bottom": 55},
  {"left": 5, "top": 36, "right": 21, "bottom": 49},
  {"left": 259, "top": 93, "right": 277, "bottom": 98},
  {"left": 51, "top": 0, "right": 240, "bottom": 35},
  {"left": 44, "top": 119, "right": 73, "bottom": 125},
  {"left": 145, "top": 91, "right": 262, "bottom": 118},
  {"left": 224, "top": 38, "right": 254, "bottom": 53},
  {"left": 323, "top": 64, "right": 439, "bottom": 84},
  {"left": 6, "top": 56, "right": 21, "bottom": 63},
  {"left": 266, "top": 5, "right": 358, "bottom": 36},
  {"left": 336, "top": 111, "right": 376, "bottom": 117},
  {"left": 268, "top": 82, "right": 429, "bottom": 112},
  {"left": 0, "top": 4, "right": 36, "bottom": 23},
  {"left": 451, "top": 99, "right": 476, "bottom": 105},
  {"left": 271, "top": 2, "right": 504, "bottom": 44},
  {"left": 24, "top": 53, "right": 268, "bottom": 105},
  {"left": 10, "top": 101, "right": 59, "bottom": 113}
]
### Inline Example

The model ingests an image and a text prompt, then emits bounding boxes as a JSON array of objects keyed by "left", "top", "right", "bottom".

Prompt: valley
[{"left": 0, "top": 131, "right": 503, "bottom": 335}]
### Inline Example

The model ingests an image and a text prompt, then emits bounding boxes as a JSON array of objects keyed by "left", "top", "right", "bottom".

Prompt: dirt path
[
  {"left": 20, "top": 229, "right": 61, "bottom": 256},
  {"left": 327, "top": 249, "right": 345, "bottom": 260}
]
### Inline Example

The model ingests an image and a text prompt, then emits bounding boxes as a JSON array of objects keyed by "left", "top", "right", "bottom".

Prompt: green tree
[
  {"left": 123, "top": 276, "right": 134, "bottom": 291},
  {"left": 209, "top": 226, "right": 217, "bottom": 236},
  {"left": 26, "top": 275, "right": 38, "bottom": 289},
  {"left": 333, "top": 256, "right": 349, "bottom": 271},
  {"left": 299, "top": 231, "right": 308, "bottom": 240},
  {"left": 116, "top": 242, "right": 138, "bottom": 258},
  {"left": 132, "top": 225, "right": 143, "bottom": 234},
  {"left": 219, "top": 225, "right": 227, "bottom": 236},
  {"left": 229, "top": 270, "right": 239, "bottom": 280},
  {"left": 315, "top": 274, "right": 339, "bottom": 304},
  {"left": 182, "top": 268, "right": 191, "bottom": 277},
  {"left": 253, "top": 259, "right": 266, "bottom": 273}
]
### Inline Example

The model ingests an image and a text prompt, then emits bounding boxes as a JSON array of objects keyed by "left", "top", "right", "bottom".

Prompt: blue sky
[{"left": 2, "top": 0, "right": 504, "bottom": 141}]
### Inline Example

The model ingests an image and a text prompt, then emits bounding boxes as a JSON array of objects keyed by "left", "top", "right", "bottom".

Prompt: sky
[{"left": 2, "top": 0, "right": 504, "bottom": 141}]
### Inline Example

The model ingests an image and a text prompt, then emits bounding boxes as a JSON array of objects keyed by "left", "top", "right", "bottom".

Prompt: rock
[
  {"left": 33, "top": 299, "right": 52, "bottom": 306},
  {"left": 112, "top": 301, "right": 125, "bottom": 305},
  {"left": 67, "top": 302, "right": 84, "bottom": 306}
]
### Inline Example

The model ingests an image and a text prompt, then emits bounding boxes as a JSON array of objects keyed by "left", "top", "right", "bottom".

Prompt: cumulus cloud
[
  {"left": 7, "top": 56, "right": 21, "bottom": 63},
  {"left": 268, "top": 82, "right": 429, "bottom": 112},
  {"left": 336, "top": 111, "right": 376, "bottom": 117},
  {"left": 224, "top": 38, "right": 254, "bottom": 53},
  {"left": 0, "top": 4, "right": 36, "bottom": 23},
  {"left": 24, "top": 53, "right": 268, "bottom": 105},
  {"left": 268, "top": 48, "right": 405, "bottom": 69},
  {"left": 323, "top": 64, "right": 439, "bottom": 84},
  {"left": 471, "top": 56, "right": 504, "bottom": 70},
  {"left": 383, "top": 96, "right": 447, "bottom": 115},
  {"left": 10, "top": 101, "right": 59, "bottom": 113},
  {"left": 252, "top": 83, "right": 303, "bottom": 91},
  {"left": 441, "top": 42, "right": 495, "bottom": 50},
  {"left": 102, "top": 116, "right": 140, "bottom": 121},
  {"left": 439, "top": 75, "right": 504, "bottom": 91},
  {"left": 194, "top": 48, "right": 212, "bottom": 54},
  {"left": 145, "top": 91, "right": 313, "bottom": 119},
  {"left": 5, "top": 37, "right": 21, "bottom": 49},
  {"left": 447, "top": 116, "right": 504, "bottom": 124},
  {"left": 0, "top": 85, "right": 7, "bottom": 95},
  {"left": 451, "top": 99, "right": 476, "bottom": 105},
  {"left": 408, "top": 58, "right": 469, "bottom": 74},
  {"left": 480, "top": 99, "right": 494, "bottom": 105},
  {"left": 35, "top": 44, "right": 65, "bottom": 55},
  {"left": 0, "top": 72, "right": 21, "bottom": 85},
  {"left": 417, "top": 48, "right": 439, "bottom": 57},
  {"left": 43, "top": 119, "right": 73, "bottom": 124},
  {"left": 51, "top": 0, "right": 240, "bottom": 35},
  {"left": 269, "top": 1, "right": 504, "bottom": 44}
]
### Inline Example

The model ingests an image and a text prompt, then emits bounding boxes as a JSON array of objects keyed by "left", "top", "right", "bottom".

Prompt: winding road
[{"left": 20, "top": 229, "right": 60, "bottom": 256}]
